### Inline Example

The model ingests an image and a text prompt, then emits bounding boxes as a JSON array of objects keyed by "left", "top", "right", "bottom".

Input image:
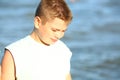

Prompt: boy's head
[
  {"left": 35, "top": 0, "right": 72, "bottom": 25},
  {"left": 32, "top": 0, "right": 73, "bottom": 45}
]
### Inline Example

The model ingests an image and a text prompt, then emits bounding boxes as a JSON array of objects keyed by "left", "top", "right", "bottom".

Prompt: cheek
[
  {"left": 43, "top": 29, "right": 52, "bottom": 38},
  {"left": 61, "top": 33, "right": 65, "bottom": 38}
]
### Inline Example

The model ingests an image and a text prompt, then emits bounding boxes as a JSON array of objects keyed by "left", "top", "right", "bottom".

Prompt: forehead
[{"left": 47, "top": 18, "right": 67, "bottom": 29}]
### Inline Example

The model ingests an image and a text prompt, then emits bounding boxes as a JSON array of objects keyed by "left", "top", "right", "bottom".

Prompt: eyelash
[
  {"left": 52, "top": 29, "right": 66, "bottom": 32},
  {"left": 52, "top": 29, "right": 57, "bottom": 32}
]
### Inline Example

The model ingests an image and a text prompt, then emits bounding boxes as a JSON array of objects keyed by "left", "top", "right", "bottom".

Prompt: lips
[{"left": 51, "top": 38, "right": 58, "bottom": 42}]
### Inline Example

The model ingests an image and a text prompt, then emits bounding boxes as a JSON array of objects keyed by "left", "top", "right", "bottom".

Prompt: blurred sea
[{"left": 0, "top": 0, "right": 120, "bottom": 80}]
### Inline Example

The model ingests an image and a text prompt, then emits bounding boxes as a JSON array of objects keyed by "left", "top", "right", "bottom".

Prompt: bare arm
[
  {"left": 0, "top": 65, "right": 1, "bottom": 80},
  {"left": 66, "top": 73, "right": 72, "bottom": 80},
  {"left": 1, "top": 49, "right": 15, "bottom": 80}
]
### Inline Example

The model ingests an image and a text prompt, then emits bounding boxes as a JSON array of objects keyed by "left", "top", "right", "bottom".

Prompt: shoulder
[
  {"left": 56, "top": 40, "right": 68, "bottom": 47},
  {"left": 5, "top": 35, "right": 31, "bottom": 53},
  {"left": 6, "top": 36, "right": 30, "bottom": 48},
  {"left": 55, "top": 40, "right": 72, "bottom": 55},
  {"left": 56, "top": 40, "right": 71, "bottom": 51}
]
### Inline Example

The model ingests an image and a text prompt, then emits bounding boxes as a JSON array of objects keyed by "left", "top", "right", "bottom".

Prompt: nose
[{"left": 55, "top": 32, "right": 64, "bottom": 39}]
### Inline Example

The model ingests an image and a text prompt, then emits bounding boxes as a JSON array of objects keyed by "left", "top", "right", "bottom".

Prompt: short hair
[{"left": 35, "top": 0, "right": 73, "bottom": 24}]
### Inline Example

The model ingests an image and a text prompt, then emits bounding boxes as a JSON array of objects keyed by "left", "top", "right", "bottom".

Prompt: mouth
[{"left": 51, "top": 38, "right": 58, "bottom": 42}]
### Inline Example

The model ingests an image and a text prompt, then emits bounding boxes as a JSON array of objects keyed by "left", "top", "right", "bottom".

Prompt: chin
[{"left": 49, "top": 42, "right": 56, "bottom": 45}]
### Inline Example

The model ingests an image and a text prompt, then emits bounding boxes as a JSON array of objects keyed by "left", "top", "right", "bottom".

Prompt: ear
[{"left": 34, "top": 16, "right": 42, "bottom": 29}]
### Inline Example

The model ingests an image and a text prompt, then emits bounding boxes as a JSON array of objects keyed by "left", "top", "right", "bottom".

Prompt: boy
[{"left": 1, "top": 0, "right": 73, "bottom": 80}]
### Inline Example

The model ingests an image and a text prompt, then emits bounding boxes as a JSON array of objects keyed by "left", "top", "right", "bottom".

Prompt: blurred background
[{"left": 0, "top": 0, "right": 120, "bottom": 80}]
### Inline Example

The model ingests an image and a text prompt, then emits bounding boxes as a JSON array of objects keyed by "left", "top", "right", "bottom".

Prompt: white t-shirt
[{"left": 6, "top": 35, "right": 72, "bottom": 80}]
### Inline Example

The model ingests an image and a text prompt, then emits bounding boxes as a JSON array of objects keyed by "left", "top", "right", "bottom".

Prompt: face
[{"left": 35, "top": 17, "right": 68, "bottom": 45}]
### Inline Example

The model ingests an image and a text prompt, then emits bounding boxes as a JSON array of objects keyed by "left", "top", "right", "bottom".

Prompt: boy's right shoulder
[{"left": 6, "top": 35, "right": 30, "bottom": 48}]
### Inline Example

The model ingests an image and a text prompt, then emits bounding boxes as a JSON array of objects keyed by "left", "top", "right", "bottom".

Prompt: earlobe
[{"left": 34, "top": 16, "right": 42, "bottom": 29}]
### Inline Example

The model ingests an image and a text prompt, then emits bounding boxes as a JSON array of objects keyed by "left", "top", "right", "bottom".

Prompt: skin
[
  {"left": 0, "top": 65, "right": 1, "bottom": 80},
  {"left": 1, "top": 17, "right": 72, "bottom": 80},
  {"left": 1, "top": 50, "right": 15, "bottom": 80},
  {"left": 31, "top": 16, "right": 68, "bottom": 45}
]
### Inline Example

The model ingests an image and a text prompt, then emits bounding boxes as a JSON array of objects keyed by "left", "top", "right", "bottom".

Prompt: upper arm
[{"left": 1, "top": 49, "right": 15, "bottom": 80}]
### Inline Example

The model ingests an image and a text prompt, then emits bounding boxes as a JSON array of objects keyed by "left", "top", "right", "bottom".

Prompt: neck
[{"left": 30, "top": 29, "right": 50, "bottom": 46}]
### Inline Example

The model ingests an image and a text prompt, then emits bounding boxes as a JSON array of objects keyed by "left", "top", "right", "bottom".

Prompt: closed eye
[
  {"left": 51, "top": 28, "right": 67, "bottom": 32},
  {"left": 62, "top": 29, "right": 67, "bottom": 32},
  {"left": 51, "top": 28, "right": 60, "bottom": 32}
]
